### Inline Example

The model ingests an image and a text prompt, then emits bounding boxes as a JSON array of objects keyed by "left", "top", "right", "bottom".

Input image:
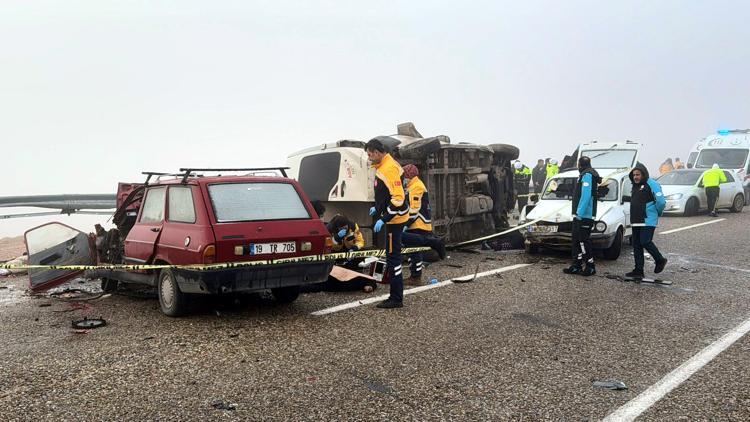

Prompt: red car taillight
[
  {"left": 324, "top": 236, "right": 333, "bottom": 253},
  {"left": 203, "top": 244, "right": 216, "bottom": 264}
]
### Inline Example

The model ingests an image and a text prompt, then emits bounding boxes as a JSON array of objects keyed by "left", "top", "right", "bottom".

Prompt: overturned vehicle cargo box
[{"left": 286, "top": 123, "right": 519, "bottom": 244}]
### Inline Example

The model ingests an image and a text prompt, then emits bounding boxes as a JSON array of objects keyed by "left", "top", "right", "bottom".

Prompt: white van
[
  {"left": 691, "top": 129, "right": 750, "bottom": 204},
  {"left": 519, "top": 141, "right": 641, "bottom": 260}
]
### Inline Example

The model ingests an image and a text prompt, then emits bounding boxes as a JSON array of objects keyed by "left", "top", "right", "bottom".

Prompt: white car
[
  {"left": 520, "top": 169, "right": 632, "bottom": 260},
  {"left": 519, "top": 141, "right": 642, "bottom": 260},
  {"left": 657, "top": 169, "right": 745, "bottom": 215}
]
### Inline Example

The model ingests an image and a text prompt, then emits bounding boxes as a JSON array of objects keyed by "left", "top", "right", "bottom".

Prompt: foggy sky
[{"left": 2, "top": 0, "right": 749, "bottom": 237}]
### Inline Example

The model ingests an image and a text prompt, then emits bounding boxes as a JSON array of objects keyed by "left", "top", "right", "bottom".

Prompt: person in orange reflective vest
[
  {"left": 366, "top": 138, "right": 409, "bottom": 309},
  {"left": 400, "top": 164, "right": 446, "bottom": 285}
]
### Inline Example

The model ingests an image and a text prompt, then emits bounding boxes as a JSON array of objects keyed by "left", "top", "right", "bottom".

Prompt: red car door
[
  {"left": 124, "top": 186, "right": 166, "bottom": 263},
  {"left": 157, "top": 185, "right": 214, "bottom": 264}
]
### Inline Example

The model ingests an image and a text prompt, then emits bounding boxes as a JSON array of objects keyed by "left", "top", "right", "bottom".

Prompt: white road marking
[
  {"left": 602, "top": 315, "right": 750, "bottom": 422},
  {"left": 311, "top": 263, "right": 530, "bottom": 316},
  {"left": 659, "top": 218, "right": 725, "bottom": 235}
]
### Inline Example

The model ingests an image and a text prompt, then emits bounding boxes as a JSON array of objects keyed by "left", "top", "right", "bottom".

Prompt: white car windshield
[
  {"left": 656, "top": 171, "right": 703, "bottom": 186},
  {"left": 581, "top": 149, "right": 637, "bottom": 169},
  {"left": 695, "top": 148, "right": 749, "bottom": 169},
  {"left": 542, "top": 177, "right": 618, "bottom": 201}
]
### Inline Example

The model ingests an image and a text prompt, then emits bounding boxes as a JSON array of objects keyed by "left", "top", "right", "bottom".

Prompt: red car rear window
[{"left": 208, "top": 182, "right": 311, "bottom": 223}]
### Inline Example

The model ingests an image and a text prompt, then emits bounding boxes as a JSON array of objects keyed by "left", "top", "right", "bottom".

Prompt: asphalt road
[{"left": 0, "top": 210, "right": 748, "bottom": 421}]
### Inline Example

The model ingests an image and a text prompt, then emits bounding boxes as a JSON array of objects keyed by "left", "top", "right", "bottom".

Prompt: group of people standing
[
  {"left": 363, "top": 139, "right": 446, "bottom": 309},
  {"left": 512, "top": 158, "right": 560, "bottom": 212},
  {"left": 563, "top": 157, "right": 668, "bottom": 279}
]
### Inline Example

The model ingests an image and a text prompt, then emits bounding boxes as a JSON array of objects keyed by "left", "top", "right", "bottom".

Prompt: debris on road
[
  {"left": 71, "top": 317, "right": 107, "bottom": 330},
  {"left": 210, "top": 400, "right": 237, "bottom": 411},
  {"left": 593, "top": 380, "right": 628, "bottom": 390}
]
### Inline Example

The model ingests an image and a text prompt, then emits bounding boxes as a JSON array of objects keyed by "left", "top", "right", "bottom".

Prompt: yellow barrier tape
[{"left": 0, "top": 247, "right": 432, "bottom": 272}]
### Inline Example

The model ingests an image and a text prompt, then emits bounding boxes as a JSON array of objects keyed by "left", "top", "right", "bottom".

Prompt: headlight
[
  {"left": 594, "top": 221, "right": 607, "bottom": 232},
  {"left": 665, "top": 193, "right": 683, "bottom": 200}
]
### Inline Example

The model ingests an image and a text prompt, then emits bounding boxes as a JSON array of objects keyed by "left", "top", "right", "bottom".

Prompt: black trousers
[
  {"left": 571, "top": 218, "right": 594, "bottom": 266},
  {"left": 706, "top": 186, "right": 720, "bottom": 212},
  {"left": 402, "top": 228, "right": 436, "bottom": 277},
  {"left": 516, "top": 192, "right": 529, "bottom": 212},
  {"left": 385, "top": 224, "right": 404, "bottom": 302},
  {"left": 632, "top": 226, "right": 664, "bottom": 272}
]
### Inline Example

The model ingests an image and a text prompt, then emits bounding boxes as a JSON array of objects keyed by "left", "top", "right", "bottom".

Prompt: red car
[{"left": 24, "top": 168, "right": 334, "bottom": 316}]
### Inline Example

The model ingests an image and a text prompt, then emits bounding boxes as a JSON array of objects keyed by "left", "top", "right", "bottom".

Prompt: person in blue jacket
[
  {"left": 564, "top": 156, "right": 601, "bottom": 276},
  {"left": 626, "top": 162, "right": 667, "bottom": 279}
]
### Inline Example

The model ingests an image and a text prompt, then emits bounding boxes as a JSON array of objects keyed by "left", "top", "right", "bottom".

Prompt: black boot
[
  {"left": 376, "top": 299, "right": 403, "bottom": 309},
  {"left": 581, "top": 264, "right": 596, "bottom": 277},
  {"left": 654, "top": 258, "right": 668, "bottom": 274},
  {"left": 434, "top": 238, "right": 447, "bottom": 260},
  {"left": 625, "top": 270, "right": 644, "bottom": 279},
  {"left": 563, "top": 264, "right": 583, "bottom": 275}
]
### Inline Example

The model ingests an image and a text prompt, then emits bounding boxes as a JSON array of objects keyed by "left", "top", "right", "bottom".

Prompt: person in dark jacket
[
  {"left": 626, "top": 163, "right": 668, "bottom": 279},
  {"left": 563, "top": 156, "right": 601, "bottom": 277},
  {"left": 532, "top": 159, "right": 546, "bottom": 193}
]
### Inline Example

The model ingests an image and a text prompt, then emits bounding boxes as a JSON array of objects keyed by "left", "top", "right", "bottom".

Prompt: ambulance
[{"left": 690, "top": 129, "right": 750, "bottom": 205}]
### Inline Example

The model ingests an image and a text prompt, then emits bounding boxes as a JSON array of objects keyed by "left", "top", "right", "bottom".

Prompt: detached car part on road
[
  {"left": 24, "top": 168, "right": 335, "bottom": 316},
  {"left": 286, "top": 122, "right": 519, "bottom": 245}
]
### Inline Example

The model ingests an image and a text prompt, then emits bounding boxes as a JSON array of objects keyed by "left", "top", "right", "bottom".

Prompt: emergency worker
[
  {"left": 366, "top": 139, "right": 409, "bottom": 309},
  {"left": 546, "top": 159, "right": 559, "bottom": 180},
  {"left": 532, "top": 159, "right": 546, "bottom": 193},
  {"left": 400, "top": 164, "right": 446, "bottom": 285},
  {"left": 326, "top": 214, "right": 365, "bottom": 252},
  {"left": 563, "top": 156, "right": 601, "bottom": 277},
  {"left": 703, "top": 163, "right": 727, "bottom": 217},
  {"left": 626, "top": 163, "right": 667, "bottom": 279},
  {"left": 514, "top": 161, "right": 532, "bottom": 212}
]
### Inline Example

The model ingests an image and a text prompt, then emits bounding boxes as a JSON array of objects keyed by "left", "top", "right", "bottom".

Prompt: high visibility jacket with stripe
[
  {"left": 331, "top": 223, "right": 365, "bottom": 252},
  {"left": 406, "top": 176, "right": 432, "bottom": 232},
  {"left": 702, "top": 168, "right": 727, "bottom": 187},
  {"left": 372, "top": 153, "right": 410, "bottom": 225}
]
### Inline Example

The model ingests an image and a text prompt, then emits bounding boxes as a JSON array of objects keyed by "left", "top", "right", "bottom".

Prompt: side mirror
[{"left": 621, "top": 195, "right": 631, "bottom": 203}]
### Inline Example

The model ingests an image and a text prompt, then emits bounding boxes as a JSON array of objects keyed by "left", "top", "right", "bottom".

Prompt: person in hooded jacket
[
  {"left": 626, "top": 163, "right": 668, "bottom": 279},
  {"left": 563, "top": 156, "right": 601, "bottom": 277}
]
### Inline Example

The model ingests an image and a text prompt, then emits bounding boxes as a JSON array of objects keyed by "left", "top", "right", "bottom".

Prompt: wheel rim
[
  {"left": 735, "top": 196, "right": 743, "bottom": 209},
  {"left": 161, "top": 274, "right": 175, "bottom": 308}
]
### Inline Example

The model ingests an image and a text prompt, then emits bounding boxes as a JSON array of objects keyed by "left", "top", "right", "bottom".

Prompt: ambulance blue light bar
[{"left": 717, "top": 129, "right": 731, "bottom": 136}]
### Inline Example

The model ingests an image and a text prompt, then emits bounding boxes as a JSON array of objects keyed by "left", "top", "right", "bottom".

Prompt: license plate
[
  {"left": 249, "top": 242, "right": 296, "bottom": 255},
  {"left": 527, "top": 225, "right": 558, "bottom": 233}
]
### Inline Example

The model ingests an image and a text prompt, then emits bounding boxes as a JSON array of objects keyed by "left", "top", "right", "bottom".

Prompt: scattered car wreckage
[
  {"left": 23, "top": 168, "right": 336, "bottom": 316},
  {"left": 287, "top": 122, "right": 520, "bottom": 246}
]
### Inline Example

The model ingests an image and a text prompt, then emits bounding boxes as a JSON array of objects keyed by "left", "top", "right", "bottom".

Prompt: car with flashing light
[
  {"left": 689, "top": 129, "right": 750, "bottom": 205},
  {"left": 519, "top": 141, "right": 642, "bottom": 260},
  {"left": 23, "top": 168, "right": 335, "bottom": 316},
  {"left": 657, "top": 169, "right": 745, "bottom": 216}
]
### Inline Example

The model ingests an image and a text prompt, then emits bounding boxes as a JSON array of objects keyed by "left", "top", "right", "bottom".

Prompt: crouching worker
[
  {"left": 302, "top": 214, "right": 375, "bottom": 293},
  {"left": 400, "top": 164, "right": 447, "bottom": 286},
  {"left": 626, "top": 163, "right": 667, "bottom": 279},
  {"left": 327, "top": 214, "right": 365, "bottom": 253}
]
